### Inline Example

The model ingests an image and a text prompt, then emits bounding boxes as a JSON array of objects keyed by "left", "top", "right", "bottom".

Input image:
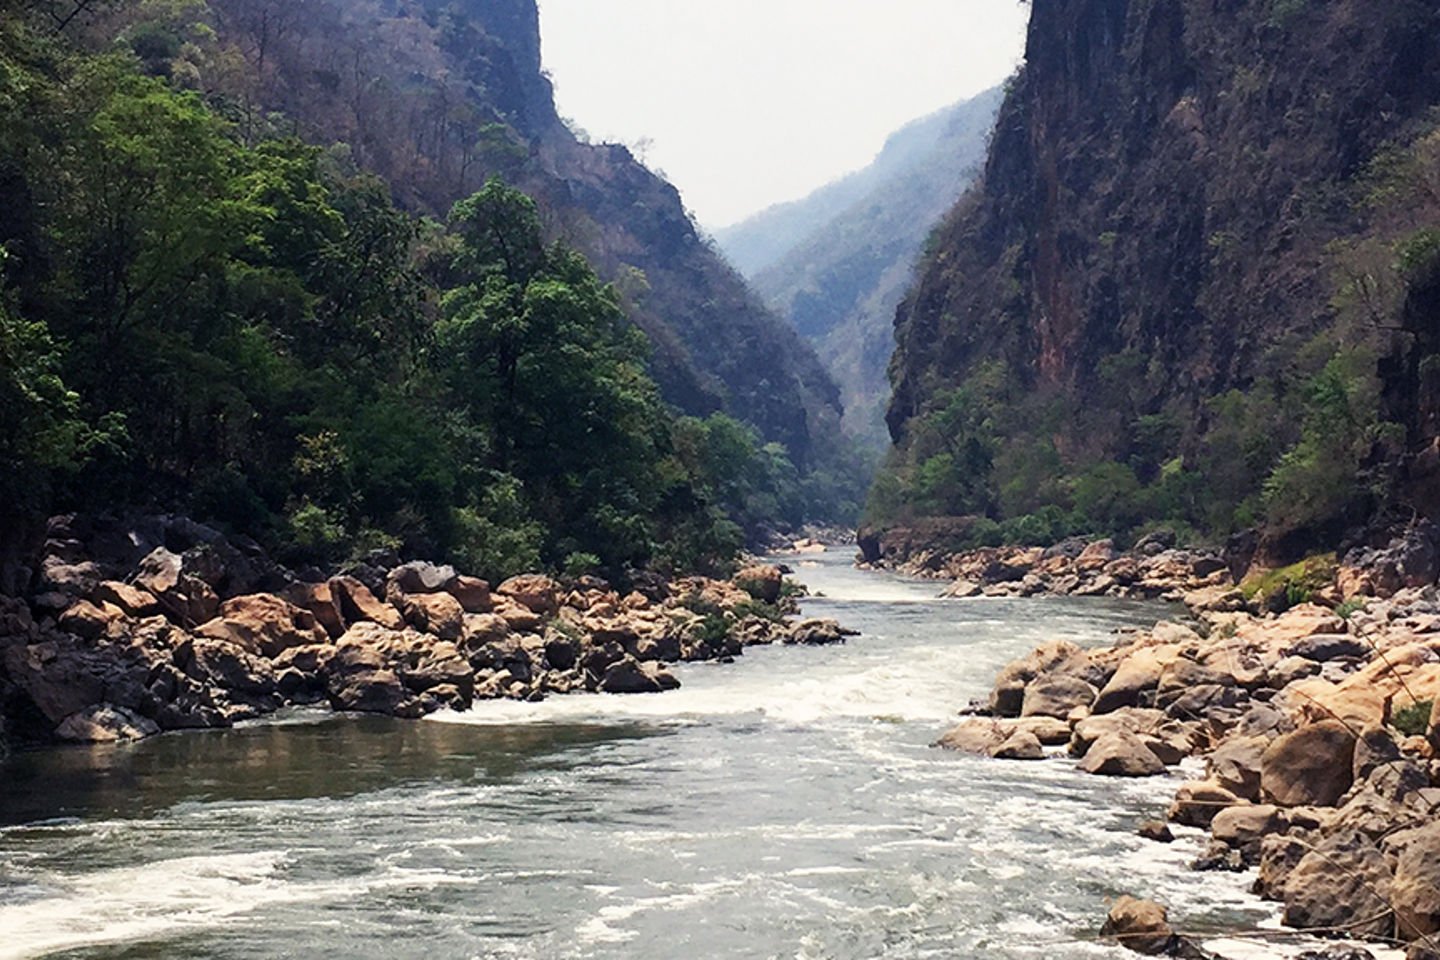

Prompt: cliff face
[
  {"left": 885, "top": 0, "right": 1440, "bottom": 536},
  {"left": 203, "top": 0, "right": 840, "bottom": 463},
  {"left": 719, "top": 89, "right": 1002, "bottom": 449}
]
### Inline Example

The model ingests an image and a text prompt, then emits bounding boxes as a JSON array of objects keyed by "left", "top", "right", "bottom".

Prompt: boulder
[
  {"left": 327, "top": 667, "right": 413, "bottom": 715},
  {"left": 1261, "top": 720, "right": 1357, "bottom": 807},
  {"left": 1021, "top": 676, "right": 1098, "bottom": 720},
  {"left": 132, "top": 547, "right": 219, "bottom": 626},
  {"left": 1079, "top": 731, "right": 1165, "bottom": 777},
  {"left": 93, "top": 581, "right": 161, "bottom": 619},
  {"left": 447, "top": 576, "right": 492, "bottom": 614},
  {"left": 1256, "top": 831, "right": 1315, "bottom": 900},
  {"left": 197, "top": 594, "right": 328, "bottom": 658},
  {"left": 1138, "top": 820, "right": 1175, "bottom": 843},
  {"left": 1211, "top": 804, "right": 1284, "bottom": 859},
  {"left": 1015, "top": 715, "right": 1072, "bottom": 746},
  {"left": 935, "top": 719, "right": 1010, "bottom": 756},
  {"left": 385, "top": 561, "right": 458, "bottom": 598},
  {"left": 1391, "top": 824, "right": 1440, "bottom": 940},
  {"left": 58, "top": 599, "right": 126, "bottom": 641},
  {"left": 54, "top": 703, "right": 159, "bottom": 743},
  {"left": 734, "top": 564, "right": 783, "bottom": 604},
  {"left": 1100, "top": 896, "right": 1175, "bottom": 955},
  {"left": 989, "top": 640, "right": 1094, "bottom": 717},
  {"left": 1094, "top": 649, "right": 1167, "bottom": 714},
  {"left": 786, "top": 618, "right": 852, "bottom": 645},
  {"left": 1070, "top": 708, "right": 1168, "bottom": 756},
  {"left": 1282, "top": 831, "right": 1395, "bottom": 941},
  {"left": 398, "top": 591, "right": 465, "bottom": 640},
  {"left": 328, "top": 576, "right": 404, "bottom": 631},
  {"left": 279, "top": 581, "right": 344, "bottom": 639},
  {"left": 1354, "top": 725, "right": 1402, "bottom": 781},
  {"left": 496, "top": 575, "right": 561, "bottom": 616},
  {"left": 493, "top": 596, "right": 545, "bottom": 632},
  {"left": 180, "top": 638, "right": 279, "bottom": 702},
  {"left": 599, "top": 655, "right": 679, "bottom": 694},
  {"left": 1169, "top": 780, "right": 1243, "bottom": 828},
  {"left": 1207, "top": 735, "right": 1268, "bottom": 801},
  {"left": 992, "top": 729, "right": 1045, "bottom": 761}
]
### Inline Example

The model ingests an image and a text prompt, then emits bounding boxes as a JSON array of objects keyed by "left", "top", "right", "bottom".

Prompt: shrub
[{"left": 1393, "top": 699, "right": 1434, "bottom": 738}]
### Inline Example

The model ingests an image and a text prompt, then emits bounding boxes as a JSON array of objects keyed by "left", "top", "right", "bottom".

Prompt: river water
[{"left": 0, "top": 552, "right": 1379, "bottom": 959}]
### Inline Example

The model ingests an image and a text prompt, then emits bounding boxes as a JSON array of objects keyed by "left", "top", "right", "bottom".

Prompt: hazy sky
[{"left": 537, "top": 1, "right": 1029, "bottom": 230}]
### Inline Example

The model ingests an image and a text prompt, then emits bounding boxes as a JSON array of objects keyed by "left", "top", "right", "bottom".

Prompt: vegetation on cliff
[
  {"left": 877, "top": 0, "right": 1440, "bottom": 557},
  {"left": 0, "top": 6, "right": 839, "bottom": 582}
]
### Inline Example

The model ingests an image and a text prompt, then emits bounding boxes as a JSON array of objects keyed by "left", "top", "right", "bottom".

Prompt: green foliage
[
  {"left": 1393, "top": 699, "right": 1434, "bottom": 738},
  {"left": 1239, "top": 555, "right": 1338, "bottom": 611}
]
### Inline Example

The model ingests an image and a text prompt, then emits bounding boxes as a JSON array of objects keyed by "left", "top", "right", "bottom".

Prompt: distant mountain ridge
[{"left": 717, "top": 87, "right": 1003, "bottom": 447}]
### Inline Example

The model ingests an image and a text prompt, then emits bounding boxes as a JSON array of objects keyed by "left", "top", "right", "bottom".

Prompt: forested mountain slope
[
  {"left": 119, "top": 0, "right": 842, "bottom": 466},
  {"left": 878, "top": 0, "right": 1440, "bottom": 559},
  {"left": 719, "top": 88, "right": 1002, "bottom": 447}
]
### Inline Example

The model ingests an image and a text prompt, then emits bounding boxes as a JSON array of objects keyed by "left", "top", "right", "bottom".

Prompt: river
[{"left": 0, "top": 551, "right": 1378, "bottom": 959}]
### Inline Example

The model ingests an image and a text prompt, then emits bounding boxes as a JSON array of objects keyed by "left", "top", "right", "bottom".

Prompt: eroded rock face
[
  {"left": 1282, "top": 831, "right": 1395, "bottom": 941},
  {"left": 1393, "top": 823, "right": 1440, "bottom": 940},
  {"left": 54, "top": 703, "right": 159, "bottom": 743}
]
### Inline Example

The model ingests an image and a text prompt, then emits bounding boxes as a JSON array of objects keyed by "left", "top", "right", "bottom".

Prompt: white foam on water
[{"left": 0, "top": 850, "right": 482, "bottom": 960}]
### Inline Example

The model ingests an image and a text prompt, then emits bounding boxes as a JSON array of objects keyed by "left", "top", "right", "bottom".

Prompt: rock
[
  {"left": 1211, "top": 804, "right": 1284, "bottom": 859},
  {"left": 1021, "top": 676, "right": 1098, "bottom": 719},
  {"left": 197, "top": 594, "right": 328, "bottom": 658},
  {"left": 327, "top": 667, "right": 412, "bottom": 714},
  {"left": 1080, "top": 731, "right": 1165, "bottom": 777},
  {"left": 1169, "top": 781, "right": 1243, "bottom": 828},
  {"left": 58, "top": 599, "right": 126, "bottom": 641},
  {"left": 1015, "top": 715, "right": 1072, "bottom": 745},
  {"left": 992, "top": 729, "right": 1045, "bottom": 760},
  {"left": 1076, "top": 540, "right": 1118, "bottom": 572},
  {"left": 280, "top": 581, "right": 345, "bottom": 639},
  {"left": 1282, "top": 830, "right": 1395, "bottom": 941},
  {"left": 734, "top": 564, "right": 783, "bottom": 604},
  {"left": 93, "top": 581, "right": 161, "bottom": 619},
  {"left": 447, "top": 576, "right": 492, "bottom": 614},
  {"left": 398, "top": 591, "right": 464, "bottom": 640},
  {"left": 1208, "top": 735, "right": 1267, "bottom": 801},
  {"left": 54, "top": 703, "right": 160, "bottom": 743},
  {"left": 1094, "top": 649, "right": 1167, "bottom": 714},
  {"left": 1297, "top": 949, "right": 1376, "bottom": 960},
  {"left": 935, "top": 719, "right": 1010, "bottom": 756},
  {"left": 1138, "top": 820, "right": 1175, "bottom": 843},
  {"left": 599, "top": 655, "right": 679, "bottom": 694},
  {"left": 328, "top": 576, "right": 404, "bottom": 631},
  {"left": 989, "top": 640, "right": 1093, "bottom": 717},
  {"left": 543, "top": 633, "right": 579, "bottom": 671},
  {"left": 1193, "top": 839, "right": 1245, "bottom": 872},
  {"left": 1071, "top": 708, "right": 1168, "bottom": 756},
  {"left": 1256, "top": 831, "right": 1314, "bottom": 900},
  {"left": 496, "top": 575, "right": 560, "bottom": 616},
  {"left": 1354, "top": 725, "right": 1403, "bottom": 781},
  {"left": 1261, "top": 720, "right": 1357, "bottom": 807},
  {"left": 786, "top": 618, "right": 852, "bottom": 645},
  {"left": 493, "top": 596, "right": 545, "bottom": 632},
  {"left": 385, "top": 561, "right": 458, "bottom": 598},
  {"left": 1288, "top": 634, "right": 1371, "bottom": 662},
  {"left": 1393, "top": 823, "right": 1440, "bottom": 939},
  {"left": 132, "top": 547, "right": 219, "bottom": 626},
  {"left": 180, "top": 638, "right": 279, "bottom": 702},
  {"left": 1100, "top": 896, "right": 1175, "bottom": 955}
]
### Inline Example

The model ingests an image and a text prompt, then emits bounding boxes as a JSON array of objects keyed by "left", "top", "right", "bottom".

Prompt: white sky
[{"left": 537, "top": 0, "right": 1029, "bottom": 230}]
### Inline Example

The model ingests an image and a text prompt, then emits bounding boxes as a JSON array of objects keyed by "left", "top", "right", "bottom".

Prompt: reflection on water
[{"left": 0, "top": 715, "right": 660, "bottom": 826}]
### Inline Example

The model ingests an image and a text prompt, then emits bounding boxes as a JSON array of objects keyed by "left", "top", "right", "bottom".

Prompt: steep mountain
[
  {"left": 880, "top": 0, "right": 1440, "bottom": 556},
  {"left": 718, "top": 88, "right": 1002, "bottom": 447},
  {"left": 138, "top": 0, "right": 841, "bottom": 466}
]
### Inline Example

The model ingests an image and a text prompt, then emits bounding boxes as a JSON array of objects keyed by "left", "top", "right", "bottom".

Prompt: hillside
[
  {"left": 718, "top": 88, "right": 1002, "bottom": 447},
  {"left": 879, "top": 0, "right": 1440, "bottom": 559},
  {"left": 116, "top": 0, "right": 842, "bottom": 467}
]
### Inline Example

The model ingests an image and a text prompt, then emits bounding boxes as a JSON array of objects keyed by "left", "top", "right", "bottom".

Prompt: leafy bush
[{"left": 1393, "top": 699, "right": 1434, "bottom": 738}]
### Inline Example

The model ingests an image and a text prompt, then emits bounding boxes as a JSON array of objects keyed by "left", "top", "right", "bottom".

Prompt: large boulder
[
  {"left": 196, "top": 594, "right": 328, "bottom": 659},
  {"left": 328, "top": 576, "right": 404, "bottom": 631},
  {"left": 1169, "top": 780, "right": 1244, "bottom": 828},
  {"left": 734, "top": 564, "right": 783, "bottom": 604},
  {"left": 54, "top": 703, "right": 159, "bottom": 743},
  {"left": 1093, "top": 648, "right": 1169, "bottom": 714},
  {"left": 132, "top": 547, "right": 219, "bottom": 626},
  {"left": 1021, "top": 676, "right": 1098, "bottom": 719},
  {"left": 989, "top": 640, "right": 1097, "bottom": 717},
  {"left": 93, "top": 581, "right": 161, "bottom": 619},
  {"left": 280, "top": 581, "right": 345, "bottom": 639},
  {"left": 496, "top": 575, "right": 561, "bottom": 616},
  {"left": 1393, "top": 824, "right": 1440, "bottom": 940},
  {"left": 599, "top": 655, "right": 679, "bottom": 694},
  {"left": 397, "top": 591, "right": 465, "bottom": 640},
  {"left": 327, "top": 668, "right": 414, "bottom": 715},
  {"left": 1207, "top": 735, "right": 1267, "bottom": 801},
  {"left": 1079, "top": 731, "right": 1165, "bottom": 777},
  {"left": 785, "top": 618, "right": 852, "bottom": 646},
  {"left": 935, "top": 719, "right": 1010, "bottom": 756},
  {"left": 447, "top": 576, "right": 492, "bottom": 614},
  {"left": 385, "top": 561, "right": 458, "bottom": 598},
  {"left": 1282, "top": 831, "right": 1395, "bottom": 941},
  {"left": 1100, "top": 896, "right": 1175, "bottom": 955},
  {"left": 178, "top": 638, "right": 279, "bottom": 703},
  {"left": 1261, "top": 720, "right": 1357, "bottom": 807},
  {"left": 1210, "top": 804, "right": 1285, "bottom": 861}
]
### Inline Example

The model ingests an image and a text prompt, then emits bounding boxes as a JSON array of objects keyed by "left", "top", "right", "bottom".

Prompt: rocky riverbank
[
  {"left": 929, "top": 529, "right": 1440, "bottom": 958},
  {"left": 0, "top": 514, "right": 855, "bottom": 753}
]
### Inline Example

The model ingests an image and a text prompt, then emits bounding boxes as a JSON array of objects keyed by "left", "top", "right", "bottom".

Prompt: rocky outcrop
[{"left": 0, "top": 521, "right": 854, "bottom": 748}]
